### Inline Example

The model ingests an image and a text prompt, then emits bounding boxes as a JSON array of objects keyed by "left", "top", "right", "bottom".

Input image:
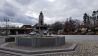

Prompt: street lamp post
[{"left": 4, "top": 18, "right": 9, "bottom": 36}]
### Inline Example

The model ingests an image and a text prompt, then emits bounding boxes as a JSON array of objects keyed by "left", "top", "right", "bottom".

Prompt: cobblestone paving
[
  {"left": 0, "top": 53, "right": 18, "bottom": 56},
  {"left": 44, "top": 40, "right": 98, "bottom": 56},
  {"left": 0, "top": 40, "right": 98, "bottom": 56},
  {"left": 0, "top": 37, "right": 18, "bottom": 56}
]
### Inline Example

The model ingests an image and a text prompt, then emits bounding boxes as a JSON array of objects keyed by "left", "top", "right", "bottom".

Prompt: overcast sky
[{"left": 0, "top": 0, "right": 98, "bottom": 26}]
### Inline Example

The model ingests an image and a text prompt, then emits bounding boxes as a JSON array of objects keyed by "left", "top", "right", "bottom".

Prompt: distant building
[
  {"left": 0, "top": 25, "right": 33, "bottom": 35},
  {"left": 10, "top": 25, "right": 33, "bottom": 35}
]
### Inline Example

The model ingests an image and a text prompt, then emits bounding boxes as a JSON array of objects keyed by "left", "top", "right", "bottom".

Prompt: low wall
[{"left": 16, "top": 36, "right": 65, "bottom": 47}]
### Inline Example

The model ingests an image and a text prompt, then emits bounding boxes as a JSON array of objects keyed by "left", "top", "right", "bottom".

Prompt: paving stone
[
  {"left": 44, "top": 41, "right": 98, "bottom": 56},
  {"left": 0, "top": 40, "right": 98, "bottom": 56}
]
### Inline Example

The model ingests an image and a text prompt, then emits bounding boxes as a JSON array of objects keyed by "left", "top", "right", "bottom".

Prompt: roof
[{"left": 21, "top": 25, "right": 32, "bottom": 29}]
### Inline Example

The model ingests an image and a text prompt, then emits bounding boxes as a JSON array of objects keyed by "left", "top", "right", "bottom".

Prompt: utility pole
[{"left": 4, "top": 18, "right": 9, "bottom": 36}]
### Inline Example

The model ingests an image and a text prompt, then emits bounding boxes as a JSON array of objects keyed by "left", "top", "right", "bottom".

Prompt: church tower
[{"left": 39, "top": 11, "right": 44, "bottom": 26}]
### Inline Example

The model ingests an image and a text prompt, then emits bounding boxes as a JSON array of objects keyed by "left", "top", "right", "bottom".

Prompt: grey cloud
[
  {"left": 15, "top": 0, "right": 35, "bottom": 5},
  {"left": 0, "top": 0, "right": 37, "bottom": 26},
  {"left": 0, "top": 0, "right": 98, "bottom": 25},
  {"left": 13, "top": 15, "right": 37, "bottom": 25},
  {"left": 28, "top": 0, "right": 98, "bottom": 23},
  {"left": 3, "top": 2, "right": 18, "bottom": 17}
]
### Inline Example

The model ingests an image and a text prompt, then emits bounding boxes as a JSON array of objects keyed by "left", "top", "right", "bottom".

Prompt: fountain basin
[{"left": 16, "top": 36, "right": 65, "bottom": 47}]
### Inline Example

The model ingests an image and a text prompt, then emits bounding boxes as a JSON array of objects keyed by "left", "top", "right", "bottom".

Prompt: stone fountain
[
  {"left": 16, "top": 11, "right": 65, "bottom": 47},
  {"left": 0, "top": 11, "right": 77, "bottom": 56}
]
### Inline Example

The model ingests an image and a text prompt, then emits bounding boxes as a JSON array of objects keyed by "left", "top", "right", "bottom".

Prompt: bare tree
[
  {"left": 50, "top": 21, "right": 63, "bottom": 34},
  {"left": 63, "top": 17, "right": 80, "bottom": 34}
]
